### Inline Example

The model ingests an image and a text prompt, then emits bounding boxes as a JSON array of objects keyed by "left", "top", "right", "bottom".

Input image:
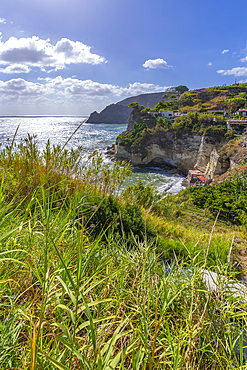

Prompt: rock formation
[
  {"left": 115, "top": 132, "right": 229, "bottom": 176},
  {"left": 86, "top": 92, "right": 166, "bottom": 124}
]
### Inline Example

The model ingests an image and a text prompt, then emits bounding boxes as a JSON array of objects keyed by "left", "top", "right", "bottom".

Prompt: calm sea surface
[{"left": 0, "top": 115, "right": 185, "bottom": 194}]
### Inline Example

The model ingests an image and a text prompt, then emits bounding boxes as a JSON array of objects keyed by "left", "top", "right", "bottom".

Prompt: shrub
[
  {"left": 187, "top": 175, "right": 247, "bottom": 225},
  {"left": 83, "top": 194, "right": 154, "bottom": 241}
]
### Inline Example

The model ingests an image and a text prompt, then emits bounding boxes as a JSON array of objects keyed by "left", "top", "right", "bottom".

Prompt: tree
[
  {"left": 154, "top": 101, "right": 168, "bottom": 111},
  {"left": 169, "top": 94, "right": 177, "bottom": 100},
  {"left": 175, "top": 85, "right": 189, "bottom": 94},
  {"left": 128, "top": 102, "right": 145, "bottom": 111}
]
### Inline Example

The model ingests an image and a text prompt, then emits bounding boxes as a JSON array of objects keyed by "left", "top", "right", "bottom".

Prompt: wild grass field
[{"left": 1, "top": 128, "right": 247, "bottom": 369}]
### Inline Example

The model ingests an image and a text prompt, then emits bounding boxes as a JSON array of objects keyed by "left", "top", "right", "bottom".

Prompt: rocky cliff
[
  {"left": 115, "top": 132, "right": 229, "bottom": 176},
  {"left": 86, "top": 92, "right": 165, "bottom": 124},
  {"left": 86, "top": 104, "right": 131, "bottom": 124},
  {"left": 211, "top": 132, "right": 247, "bottom": 183}
]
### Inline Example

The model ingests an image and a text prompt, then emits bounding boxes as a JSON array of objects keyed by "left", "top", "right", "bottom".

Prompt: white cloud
[
  {"left": 142, "top": 58, "right": 171, "bottom": 69},
  {"left": 0, "top": 36, "right": 107, "bottom": 72},
  {"left": 38, "top": 77, "right": 169, "bottom": 97},
  {"left": 0, "top": 76, "right": 169, "bottom": 102},
  {"left": 115, "top": 82, "right": 169, "bottom": 96},
  {"left": 217, "top": 67, "right": 247, "bottom": 76},
  {"left": 44, "top": 76, "right": 117, "bottom": 96},
  {"left": 0, "top": 64, "right": 30, "bottom": 73},
  {"left": 0, "top": 18, "right": 6, "bottom": 24},
  {"left": 222, "top": 49, "right": 229, "bottom": 54},
  {"left": 208, "top": 62, "right": 212, "bottom": 66},
  {"left": 0, "top": 78, "right": 47, "bottom": 97}
]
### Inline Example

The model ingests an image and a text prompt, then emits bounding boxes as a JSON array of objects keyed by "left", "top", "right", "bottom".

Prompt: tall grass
[{"left": 0, "top": 134, "right": 246, "bottom": 369}]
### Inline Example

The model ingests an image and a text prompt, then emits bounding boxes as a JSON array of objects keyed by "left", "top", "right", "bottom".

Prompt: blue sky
[{"left": 0, "top": 0, "right": 247, "bottom": 115}]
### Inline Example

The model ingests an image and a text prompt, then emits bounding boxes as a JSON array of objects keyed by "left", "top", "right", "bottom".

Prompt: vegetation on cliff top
[
  {"left": 157, "top": 83, "right": 247, "bottom": 113},
  {"left": 1, "top": 130, "right": 247, "bottom": 368}
]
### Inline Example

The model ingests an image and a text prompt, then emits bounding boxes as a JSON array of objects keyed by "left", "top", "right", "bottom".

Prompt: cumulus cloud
[
  {"left": 0, "top": 78, "right": 47, "bottom": 96},
  {"left": 0, "top": 36, "right": 106, "bottom": 72},
  {"left": 38, "top": 77, "right": 169, "bottom": 97},
  {"left": 208, "top": 62, "right": 212, "bottom": 66},
  {"left": 222, "top": 49, "right": 229, "bottom": 54},
  {"left": 0, "top": 18, "right": 6, "bottom": 24},
  {"left": 0, "top": 76, "right": 170, "bottom": 105},
  {"left": 43, "top": 76, "right": 117, "bottom": 96},
  {"left": 142, "top": 58, "right": 171, "bottom": 69},
  {"left": 115, "top": 82, "right": 169, "bottom": 96},
  {"left": 217, "top": 67, "right": 247, "bottom": 76},
  {"left": 0, "top": 64, "right": 30, "bottom": 73}
]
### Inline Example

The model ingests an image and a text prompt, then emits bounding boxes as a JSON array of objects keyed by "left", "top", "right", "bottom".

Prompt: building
[
  {"left": 149, "top": 111, "right": 174, "bottom": 119},
  {"left": 187, "top": 170, "right": 211, "bottom": 185},
  {"left": 227, "top": 120, "right": 247, "bottom": 129},
  {"left": 187, "top": 170, "right": 202, "bottom": 183},
  {"left": 174, "top": 112, "right": 187, "bottom": 117},
  {"left": 237, "top": 109, "right": 247, "bottom": 117},
  {"left": 160, "top": 111, "right": 174, "bottom": 119}
]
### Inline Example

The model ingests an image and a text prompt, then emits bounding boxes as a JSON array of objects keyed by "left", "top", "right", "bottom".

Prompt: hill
[
  {"left": 86, "top": 91, "right": 167, "bottom": 124},
  {"left": 174, "top": 83, "right": 247, "bottom": 113}
]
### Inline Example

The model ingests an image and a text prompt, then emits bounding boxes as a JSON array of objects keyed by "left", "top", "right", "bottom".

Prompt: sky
[{"left": 0, "top": 0, "right": 247, "bottom": 115}]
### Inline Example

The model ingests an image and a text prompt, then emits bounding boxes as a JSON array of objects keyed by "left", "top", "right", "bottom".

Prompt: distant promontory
[{"left": 86, "top": 92, "right": 166, "bottom": 124}]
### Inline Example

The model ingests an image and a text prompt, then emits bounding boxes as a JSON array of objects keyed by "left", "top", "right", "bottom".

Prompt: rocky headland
[{"left": 86, "top": 91, "right": 166, "bottom": 124}]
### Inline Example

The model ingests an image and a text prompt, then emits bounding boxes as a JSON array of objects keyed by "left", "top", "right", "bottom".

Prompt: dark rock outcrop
[
  {"left": 86, "top": 92, "right": 165, "bottom": 124},
  {"left": 87, "top": 104, "right": 131, "bottom": 124}
]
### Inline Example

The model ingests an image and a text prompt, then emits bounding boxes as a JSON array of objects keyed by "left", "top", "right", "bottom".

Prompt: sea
[{"left": 0, "top": 115, "right": 185, "bottom": 194}]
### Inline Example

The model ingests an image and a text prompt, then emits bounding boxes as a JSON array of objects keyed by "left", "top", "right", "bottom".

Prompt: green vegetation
[
  {"left": 187, "top": 175, "right": 247, "bottom": 225},
  {"left": 179, "top": 83, "right": 247, "bottom": 113},
  {"left": 1, "top": 129, "right": 247, "bottom": 369}
]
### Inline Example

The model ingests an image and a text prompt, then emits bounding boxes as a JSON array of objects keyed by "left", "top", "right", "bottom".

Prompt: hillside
[{"left": 176, "top": 83, "right": 247, "bottom": 113}]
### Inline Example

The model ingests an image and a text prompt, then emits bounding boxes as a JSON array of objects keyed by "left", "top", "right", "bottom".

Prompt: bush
[
  {"left": 187, "top": 175, "right": 247, "bottom": 225},
  {"left": 83, "top": 194, "right": 155, "bottom": 241},
  {"left": 122, "top": 180, "right": 165, "bottom": 215}
]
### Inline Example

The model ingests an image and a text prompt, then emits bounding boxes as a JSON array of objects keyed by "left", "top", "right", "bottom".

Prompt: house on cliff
[
  {"left": 149, "top": 110, "right": 174, "bottom": 119},
  {"left": 237, "top": 109, "right": 247, "bottom": 117},
  {"left": 227, "top": 119, "right": 247, "bottom": 129}
]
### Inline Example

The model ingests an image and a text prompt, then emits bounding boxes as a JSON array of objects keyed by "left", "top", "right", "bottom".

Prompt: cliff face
[
  {"left": 86, "top": 92, "right": 165, "bottom": 124},
  {"left": 86, "top": 104, "right": 131, "bottom": 124},
  {"left": 211, "top": 132, "right": 247, "bottom": 183},
  {"left": 115, "top": 132, "right": 229, "bottom": 176}
]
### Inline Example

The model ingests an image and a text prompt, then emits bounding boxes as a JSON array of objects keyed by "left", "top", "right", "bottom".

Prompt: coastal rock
[
  {"left": 87, "top": 104, "right": 131, "bottom": 124},
  {"left": 204, "top": 149, "right": 230, "bottom": 176},
  {"left": 115, "top": 132, "right": 229, "bottom": 176},
  {"left": 86, "top": 92, "right": 166, "bottom": 124}
]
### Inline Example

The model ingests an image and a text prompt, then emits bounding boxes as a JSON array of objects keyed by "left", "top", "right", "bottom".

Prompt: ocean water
[{"left": 0, "top": 115, "right": 185, "bottom": 194}]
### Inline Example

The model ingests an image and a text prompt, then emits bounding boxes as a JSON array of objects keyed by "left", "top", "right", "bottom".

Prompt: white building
[
  {"left": 227, "top": 119, "right": 247, "bottom": 129},
  {"left": 237, "top": 109, "right": 247, "bottom": 117},
  {"left": 149, "top": 110, "right": 174, "bottom": 118},
  {"left": 160, "top": 111, "right": 174, "bottom": 119},
  {"left": 174, "top": 112, "right": 187, "bottom": 117}
]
